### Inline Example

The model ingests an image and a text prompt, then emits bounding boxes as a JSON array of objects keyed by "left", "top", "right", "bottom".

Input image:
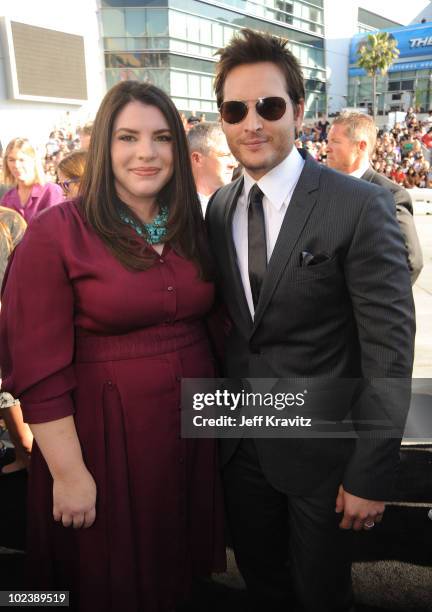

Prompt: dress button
[
  {"left": 167, "top": 286, "right": 174, "bottom": 291},
  {"left": 107, "top": 380, "right": 113, "bottom": 386},
  {"left": 159, "top": 258, "right": 164, "bottom": 264}
]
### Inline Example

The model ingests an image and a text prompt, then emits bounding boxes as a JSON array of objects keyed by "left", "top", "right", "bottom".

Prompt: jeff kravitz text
[{"left": 192, "top": 414, "right": 312, "bottom": 428}]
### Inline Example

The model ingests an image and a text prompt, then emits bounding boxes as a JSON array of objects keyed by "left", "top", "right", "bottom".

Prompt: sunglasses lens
[
  {"left": 220, "top": 101, "right": 248, "bottom": 124},
  {"left": 257, "top": 97, "right": 287, "bottom": 121}
]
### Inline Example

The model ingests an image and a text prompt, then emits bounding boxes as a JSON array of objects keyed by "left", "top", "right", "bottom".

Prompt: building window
[
  {"left": 388, "top": 81, "right": 400, "bottom": 91},
  {"left": 124, "top": 9, "right": 147, "bottom": 37},
  {"left": 170, "top": 71, "right": 187, "bottom": 96},
  {"left": 105, "top": 52, "right": 169, "bottom": 68},
  {"left": 101, "top": 9, "right": 125, "bottom": 37},
  {"left": 402, "top": 80, "right": 415, "bottom": 90}
]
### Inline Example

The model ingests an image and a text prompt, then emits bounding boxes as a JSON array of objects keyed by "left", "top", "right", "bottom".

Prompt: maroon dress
[{"left": 0, "top": 200, "right": 225, "bottom": 612}]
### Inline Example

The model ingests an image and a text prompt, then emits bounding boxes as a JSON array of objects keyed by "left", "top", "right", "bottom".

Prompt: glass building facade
[
  {"left": 348, "top": 69, "right": 432, "bottom": 115},
  {"left": 99, "top": 0, "right": 326, "bottom": 118}
]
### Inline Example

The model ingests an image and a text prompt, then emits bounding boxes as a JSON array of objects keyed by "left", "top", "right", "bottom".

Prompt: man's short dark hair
[{"left": 214, "top": 28, "right": 305, "bottom": 111}]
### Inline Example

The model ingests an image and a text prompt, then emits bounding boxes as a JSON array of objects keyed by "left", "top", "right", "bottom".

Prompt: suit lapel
[
  {"left": 252, "top": 153, "right": 321, "bottom": 332},
  {"left": 222, "top": 178, "right": 254, "bottom": 332},
  {"left": 361, "top": 167, "right": 375, "bottom": 183}
]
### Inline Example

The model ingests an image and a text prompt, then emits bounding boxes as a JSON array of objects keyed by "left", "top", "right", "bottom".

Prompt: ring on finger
[{"left": 364, "top": 520, "right": 375, "bottom": 529}]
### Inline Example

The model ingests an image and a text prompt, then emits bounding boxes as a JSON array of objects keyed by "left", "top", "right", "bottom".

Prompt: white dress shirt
[
  {"left": 349, "top": 159, "right": 370, "bottom": 179},
  {"left": 198, "top": 192, "right": 210, "bottom": 216},
  {"left": 232, "top": 146, "right": 305, "bottom": 317}
]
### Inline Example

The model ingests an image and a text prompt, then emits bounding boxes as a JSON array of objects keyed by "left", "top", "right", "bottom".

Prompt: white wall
[
  {"left": 410, "top": 3, "right": 432, "bottom": 24},
  {"left": 0, "top": 0, "right": 106, "bottom": 148},
  {"left": 324, "top": 2, "right": 358, "bottom": 116}
]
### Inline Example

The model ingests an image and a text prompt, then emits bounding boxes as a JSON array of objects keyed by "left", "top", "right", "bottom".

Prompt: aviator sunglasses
[{"left": 219, "top": 96, "right": 287, "bottom": 124}]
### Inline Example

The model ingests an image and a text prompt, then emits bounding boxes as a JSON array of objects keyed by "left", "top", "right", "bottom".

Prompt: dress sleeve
[{"left": 0, "top": 210, "right": 76, "bottom": 424}]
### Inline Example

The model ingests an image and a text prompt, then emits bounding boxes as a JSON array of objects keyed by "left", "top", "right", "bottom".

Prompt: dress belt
[{"left": 74, "top": 320, "right": 208, "bottom": 363}]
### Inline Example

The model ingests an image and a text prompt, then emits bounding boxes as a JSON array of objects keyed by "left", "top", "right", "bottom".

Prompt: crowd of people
[
  {"left": 2, "top": 102, "right": 432, "bottom": 209},
  {"left": 0, "top": 28, "right": 421, "bottom": 612},
  {"left": 302, "top": 107, "right": 432, "bottom": 189}
]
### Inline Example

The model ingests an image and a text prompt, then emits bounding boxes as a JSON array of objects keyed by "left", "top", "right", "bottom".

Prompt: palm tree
[{"left": 356, "top": 32, "right": 400, "bottom": 120}]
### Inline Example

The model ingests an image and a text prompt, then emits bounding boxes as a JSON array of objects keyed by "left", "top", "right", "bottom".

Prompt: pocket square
[{"left": 300, "top": 251, "right": 331, "bottom": 267}]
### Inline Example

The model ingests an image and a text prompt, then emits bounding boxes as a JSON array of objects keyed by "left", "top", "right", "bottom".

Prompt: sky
[{"left": 358, "top": 0, "right": 431, "bottom": 25}]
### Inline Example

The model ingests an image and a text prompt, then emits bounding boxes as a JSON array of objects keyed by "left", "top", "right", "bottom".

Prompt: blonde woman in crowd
[{"left": 1, "top": 138, "right": 63, "bottom": 223}]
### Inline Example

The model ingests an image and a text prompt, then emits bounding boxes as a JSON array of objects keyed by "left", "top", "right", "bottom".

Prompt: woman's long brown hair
[{"left": 79, "top": 80, "right": 211, "bottom": 278}]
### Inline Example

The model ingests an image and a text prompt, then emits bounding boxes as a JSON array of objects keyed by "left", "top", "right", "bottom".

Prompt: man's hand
[
  {"left": 53, "top": 467, "right": 97, "bottom": 529},
  {"left": 335, "top": 484, "right": 385, "bottom": 530}
]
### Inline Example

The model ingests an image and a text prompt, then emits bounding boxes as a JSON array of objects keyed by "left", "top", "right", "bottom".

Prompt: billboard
[
  {"left": 349, "top": 22, "right": 432, "bottom": 76},
  {"left": 1, "top": 18, "right": 87, "bottom": 103}
]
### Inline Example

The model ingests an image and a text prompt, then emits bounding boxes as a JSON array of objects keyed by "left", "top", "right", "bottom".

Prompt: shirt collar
[
  {"left": 243, "top": 146, "right": 305, "bottom": 210},
  {"left": 349, "top": 159, "right": 371, "bottom": 179},
  {"left": 29, "top": 183, "right": 44, "bottom": 199}
]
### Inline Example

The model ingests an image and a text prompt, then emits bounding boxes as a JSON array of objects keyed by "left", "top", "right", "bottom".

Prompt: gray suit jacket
[
  {"left": 207, "top": 150, "right": 415, "bottom": 500},
  {"left": 361, "top": 168, "right": 423, "bottom": 284}
]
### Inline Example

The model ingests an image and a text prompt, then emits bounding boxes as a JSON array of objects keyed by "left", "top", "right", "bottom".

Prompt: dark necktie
[{"left": 248, "top": 184, "right": 267, "bottom": 309}]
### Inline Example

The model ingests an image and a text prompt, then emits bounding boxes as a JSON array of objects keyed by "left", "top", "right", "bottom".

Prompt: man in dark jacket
[
  {"left": 206, "top": 30, "right": 415, "bottom": 612},
  {"left": 327, "top": 112, "right": 423, "bottom": 283}
]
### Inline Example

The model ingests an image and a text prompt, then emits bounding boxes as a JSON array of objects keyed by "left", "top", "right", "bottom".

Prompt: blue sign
[
  {"left": 350, "top": 22, "right": 432, "bottom": 72},
  {"left": 349, "top": 60, "right": 432, "bottom": 76}
]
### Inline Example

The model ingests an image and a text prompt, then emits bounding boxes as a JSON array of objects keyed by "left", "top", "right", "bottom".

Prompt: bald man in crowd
[
  {"left": 187, "top": 122, "right": 237, "bottom": 215},
  {"left": 327, "top": 112, "right": 423, "bottom": 283}
]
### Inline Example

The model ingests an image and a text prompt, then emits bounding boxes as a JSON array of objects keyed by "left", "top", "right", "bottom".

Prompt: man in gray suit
[
  {"left": 327, "top": 112, "right": 423, "bottom": 283},
  {"left": 187, "top": 121, "right": 236, "bottom": 216},
  {"left": 206, "top": 30, "right": 415, "bottom": 612}
]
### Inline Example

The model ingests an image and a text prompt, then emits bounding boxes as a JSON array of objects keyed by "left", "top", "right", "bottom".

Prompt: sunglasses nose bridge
[{"left": 242, "top": 101, "right": 264, "bottom": 130}]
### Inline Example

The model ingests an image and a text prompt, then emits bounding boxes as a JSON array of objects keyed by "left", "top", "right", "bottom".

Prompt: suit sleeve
[
  {"left": 0, "top": 212, "right": 76, "bottom": 424},
  {"left": 342, "top": 186, "right": 415, "bottom": 500},
  {"left": 393, "top": 188, "right": 423, "bottom": 284}
]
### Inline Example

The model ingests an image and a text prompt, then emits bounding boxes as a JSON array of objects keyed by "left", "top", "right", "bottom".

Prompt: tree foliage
[{"left": 356, "top": 32, "right": 400, "bottom": 119}]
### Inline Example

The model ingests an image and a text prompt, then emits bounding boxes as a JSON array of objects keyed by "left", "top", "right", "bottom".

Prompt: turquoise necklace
[{"left": 120, "top": 205, "right": 169, "bottom": 244}]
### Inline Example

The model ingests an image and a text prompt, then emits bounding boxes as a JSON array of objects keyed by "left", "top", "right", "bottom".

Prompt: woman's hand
[
  {"left": 30, "top": 416, "right": 97, "bottom": 529},
  {"left": 53, "top": 467, "right": 97, "bottom": 529}
]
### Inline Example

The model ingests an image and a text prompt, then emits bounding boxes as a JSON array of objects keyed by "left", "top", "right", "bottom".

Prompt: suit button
[{"left": 167, "top": 286, "right": 174, "bottom": 292}]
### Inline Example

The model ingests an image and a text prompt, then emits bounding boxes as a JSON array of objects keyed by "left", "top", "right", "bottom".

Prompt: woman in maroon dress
[{"left": 0, "top": 81, "right": 225, "bottom": 611}]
